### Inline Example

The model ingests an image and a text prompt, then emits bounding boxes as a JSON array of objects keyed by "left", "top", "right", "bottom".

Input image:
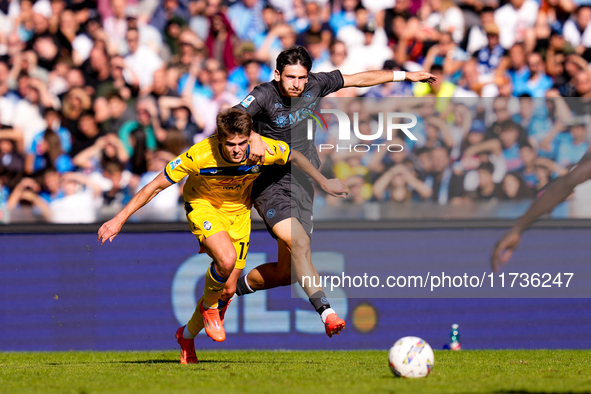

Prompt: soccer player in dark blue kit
[{"left": 231, "top": 46, "right": 436, "bottom": 336}]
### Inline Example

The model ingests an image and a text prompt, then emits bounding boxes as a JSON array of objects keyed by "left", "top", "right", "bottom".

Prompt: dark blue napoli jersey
[{"left": 234, "top": 70, "right": 344, "bottom": 167}]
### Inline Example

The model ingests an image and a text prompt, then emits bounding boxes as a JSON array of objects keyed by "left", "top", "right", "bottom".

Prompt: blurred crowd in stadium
[{"left": 1, "top": 0, "right": 591, "bottom": 223}]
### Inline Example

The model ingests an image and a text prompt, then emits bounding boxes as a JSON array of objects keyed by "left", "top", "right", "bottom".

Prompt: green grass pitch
[{"left": 1, "top": 350, "right": 590, "bottom": 394}]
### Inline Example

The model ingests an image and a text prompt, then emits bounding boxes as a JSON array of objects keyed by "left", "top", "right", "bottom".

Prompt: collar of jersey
[{"left": 217, "top": 143, "right": 250, "bottom": 164}]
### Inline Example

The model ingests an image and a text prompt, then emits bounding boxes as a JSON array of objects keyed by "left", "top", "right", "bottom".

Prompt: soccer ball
[{"left": 388, "top": 336, "right": 434, "bottom": 378}]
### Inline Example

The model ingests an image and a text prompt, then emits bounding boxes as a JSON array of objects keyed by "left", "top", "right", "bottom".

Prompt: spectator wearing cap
[
  {"left": 466, "top": 6, "right": 496, "bottom": 55},
  {"left": 227, "top": 0, "right": 265, "bottom": 42},
  {"left": 494, "top": 0, "right": 539, "bottom": 50},
  {"left": 472, "top": 23, "right": 507, "bottom": 81}
]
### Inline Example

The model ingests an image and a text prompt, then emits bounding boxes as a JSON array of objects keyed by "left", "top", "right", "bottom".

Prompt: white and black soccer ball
[{"left": 388, "top": 336, "right": 434, "bottom": 378}]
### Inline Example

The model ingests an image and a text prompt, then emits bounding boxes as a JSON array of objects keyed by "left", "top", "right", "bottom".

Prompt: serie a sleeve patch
[{"left": 240, "top": 95, "right": 255, "bottom": 108}]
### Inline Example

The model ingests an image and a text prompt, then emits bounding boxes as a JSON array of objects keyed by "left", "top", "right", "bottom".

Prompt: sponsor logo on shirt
[
  {"left": 240, "top": 95, "right": 255, "bottom": 108},
  {"left": 203, "top": 221, "right": 212, "bottom": 231},
  {"left": 170, "top": 157, "right": 182, "bottom": 170}
]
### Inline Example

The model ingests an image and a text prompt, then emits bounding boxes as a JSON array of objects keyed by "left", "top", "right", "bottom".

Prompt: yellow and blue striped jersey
[{"left": 164, "top": 135, "right": 291, "bottom": 214}]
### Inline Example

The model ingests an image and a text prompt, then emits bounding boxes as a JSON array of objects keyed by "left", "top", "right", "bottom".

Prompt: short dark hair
[
  {"left": 478, "top": 162, "right": 494, "bottom": 174},
  {"left": 216, "top": 108, "right": 253, "bottom": 140},
  {"left": 276, "top": 46, "right": 313, "bottom": 74},
  {"left": 105, "top": 90, "right": 123, "bottom": 102}
]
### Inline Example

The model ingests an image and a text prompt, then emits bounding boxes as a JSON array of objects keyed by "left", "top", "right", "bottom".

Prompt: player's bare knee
[
  {"left": 291, "top": 235, "right": 310, "bottom": 256},
  {"left": 216, "top": 253, "right": 237, "bottom": 277}
]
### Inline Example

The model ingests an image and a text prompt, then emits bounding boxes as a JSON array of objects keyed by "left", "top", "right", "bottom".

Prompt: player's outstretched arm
[
  {"left": 290, "top": 150, "right": 348, "bottom": 198},
  {"left": 491, "top": 154, "right": 591, "bottom": 272},
  {"left": 342, "top": 70, "right": 437, "bottom": 88},
  {"left": 97, "top": 172, "right": 173, "bottom": 244}
]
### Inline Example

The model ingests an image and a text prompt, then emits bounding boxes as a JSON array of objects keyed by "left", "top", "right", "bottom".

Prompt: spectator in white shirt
[
  {"left": 494, "top": 0, "right": 539, "bottom": 50},
  {"left": 124, "top": 27, "right": 164, "bottom": 89},
  {"left": 563, "top": 6, "right": 591, "bottom": 52}
]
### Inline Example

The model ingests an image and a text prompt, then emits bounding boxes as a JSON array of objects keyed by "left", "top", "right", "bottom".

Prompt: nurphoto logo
[{"left": 307, "top": 108, "right": 418, "bottom": 152}]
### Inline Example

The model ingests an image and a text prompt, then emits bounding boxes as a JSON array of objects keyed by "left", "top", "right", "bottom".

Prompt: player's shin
[{"left": 203, "top": 262, "right": 228, "bottom": 308}]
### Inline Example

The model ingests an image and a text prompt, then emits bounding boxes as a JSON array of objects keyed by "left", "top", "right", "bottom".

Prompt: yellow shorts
[{"left": 184, "top": 203, "right": 250, "bottom": 270}]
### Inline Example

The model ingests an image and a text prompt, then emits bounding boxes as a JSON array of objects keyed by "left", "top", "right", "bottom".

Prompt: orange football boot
[
  {"left": 324, "top": 313, "right": 346, "bottom": 338},
  {"left": 200, "top": 300, "right": 226, "bottom": 342},
  {"left": 175, "top": 326, "right": 198, "bottom": 364}
]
